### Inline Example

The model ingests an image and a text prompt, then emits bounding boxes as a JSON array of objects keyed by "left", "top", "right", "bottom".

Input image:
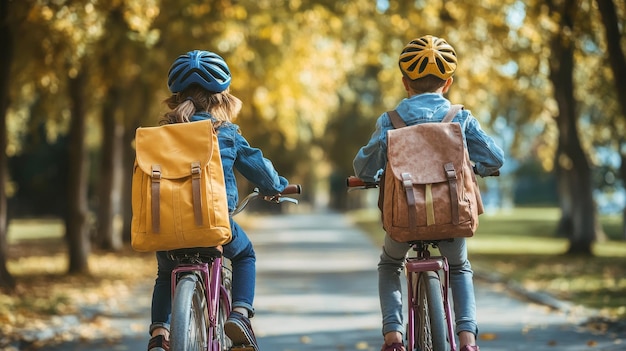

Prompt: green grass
[
  {"left": 7, "top": 218, "right": 65, "bottom": 243},
  {"left": 349, "top": 207, "right": 626, "bottom": 320}
]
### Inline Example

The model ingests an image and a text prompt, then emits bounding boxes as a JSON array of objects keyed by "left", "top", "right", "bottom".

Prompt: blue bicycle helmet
[{"left": 167, "top": 50, "right": 231, "bottom": 93}]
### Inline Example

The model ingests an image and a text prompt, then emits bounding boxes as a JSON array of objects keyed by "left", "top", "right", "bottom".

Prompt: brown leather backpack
[{"left": 379, "top": 105, "right": 484, "bottom": 242}]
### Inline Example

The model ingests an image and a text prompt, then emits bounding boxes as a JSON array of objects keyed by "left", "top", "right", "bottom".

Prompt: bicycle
[
  {"left": 346, "top": 176, "right": 456, "bottom": 351},
  {"left": 166, "top": 184, "right": 301, "bottom": 351}
]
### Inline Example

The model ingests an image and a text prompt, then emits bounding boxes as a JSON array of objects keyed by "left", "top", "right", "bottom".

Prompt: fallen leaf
[
  {"left": 479, "top": 333, "right": 497, "bottom": 341},
  {"left": 300, "top": 335, "right": 312, "bottom": 344},
  {"left": 355, "top": 341, "right": 369, "bottom": 349}
]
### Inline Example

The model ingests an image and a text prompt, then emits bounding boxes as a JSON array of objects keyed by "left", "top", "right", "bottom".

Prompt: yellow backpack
[{"left": 130, "top": 119, "right": 231, "bottom": 252}]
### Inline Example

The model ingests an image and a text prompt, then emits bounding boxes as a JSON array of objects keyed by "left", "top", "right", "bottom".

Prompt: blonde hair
[{"left": 160, "top": 85, "right": 242, "bottom": 127}]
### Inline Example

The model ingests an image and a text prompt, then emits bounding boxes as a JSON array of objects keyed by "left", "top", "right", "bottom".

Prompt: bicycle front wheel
[
  {"left": 170, "top": 274, "right": 209, "bottom": 351},
  {"left": 414, "top": 271, "right": 449, "bottom": 351}
]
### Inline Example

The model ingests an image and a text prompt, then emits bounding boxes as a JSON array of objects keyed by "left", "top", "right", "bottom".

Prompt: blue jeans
[
  {"left": 379, "top": 234, "right": 478, "bottom": 337},
  {"left": 150, "top": 219, "right": 256, "bottom": 334}
]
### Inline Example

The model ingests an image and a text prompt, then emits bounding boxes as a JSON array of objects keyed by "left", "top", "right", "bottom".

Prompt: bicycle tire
[
  {"left": 414, "top": 271, "right": 449, "bottom": 351},
  {"left": 170, "top": 274, "right": 209, "bottom": 351}
]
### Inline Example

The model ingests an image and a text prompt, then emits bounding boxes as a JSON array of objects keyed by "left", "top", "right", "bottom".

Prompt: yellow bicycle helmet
[{"left": 399, "top": 35, "right": 457, "bottom": 80}]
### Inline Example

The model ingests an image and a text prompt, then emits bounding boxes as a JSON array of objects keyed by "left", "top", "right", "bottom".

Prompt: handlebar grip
[
  {"left": 346, "top": 176, "right": 366, "bottom": 188},
  {"left": 473, "top": 166, "right": 500, "bottom": 177},
  {"left": 282, "top": 184, "right": 302, "bottom": 195}
]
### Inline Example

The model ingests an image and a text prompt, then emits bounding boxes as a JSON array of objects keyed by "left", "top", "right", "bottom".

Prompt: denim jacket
[
  {"left": 191, "top": 112, "right": 288, "bottom": 212},
  {"left": 353, "top": 93, "right": 504, "bottom": 183}
]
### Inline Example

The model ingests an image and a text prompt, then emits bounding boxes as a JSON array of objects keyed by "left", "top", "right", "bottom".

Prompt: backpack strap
[
  {"left": 442, "top": 104, "right": 464, "bottom": 224},
  {"left": 387, "top": 110, "right": 406, "bottom": 128},
  {"left": 191, "top": 162, "right": 203, "bottom": 226},
  {"left": 442, "top": 104, "right": 464, "bottom": 123},
  {"left": 151, "top": 165, "right": 162, "bottom": 233}
]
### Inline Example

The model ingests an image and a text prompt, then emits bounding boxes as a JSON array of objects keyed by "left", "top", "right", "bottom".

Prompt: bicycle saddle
[{"left": 167, "top": 246, "right": 223, "bottom": 262}]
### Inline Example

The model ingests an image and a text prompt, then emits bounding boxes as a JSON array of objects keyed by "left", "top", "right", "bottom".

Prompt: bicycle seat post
[{"left": 412, "top": 241, "right": 432, "bottom": 260}]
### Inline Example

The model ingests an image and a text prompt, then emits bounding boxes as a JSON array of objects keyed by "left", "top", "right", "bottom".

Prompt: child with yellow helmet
[{"left": 354, "top": 35, "right": 504, "bottom": 351}]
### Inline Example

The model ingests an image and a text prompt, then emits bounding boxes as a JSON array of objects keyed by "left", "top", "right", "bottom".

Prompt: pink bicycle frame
[
  {"left": 171, "top": 256, "right": 232, "bottom": 351},
  {"left": 405, "top": 252, "right": 457, "bottom": 351}
]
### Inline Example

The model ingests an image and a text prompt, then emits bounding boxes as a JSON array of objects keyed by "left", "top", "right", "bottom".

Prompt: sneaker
[
  {"left": 147, "top": 335, "right": 170, "bottom": 351},
  {"left": 381, "top": 342, "right": 405, "bottom": 351},
  {"left": 460, "top": 345, "right": 480, "bottom": 351},
  {"left": 225, "top": 311, "right": 259, "bottom": 350}
]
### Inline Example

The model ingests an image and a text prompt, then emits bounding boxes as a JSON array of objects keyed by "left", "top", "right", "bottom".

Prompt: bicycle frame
[
  {"left": 405, "top": 242, "right": 456, "bottom": 351},
  {"left": 172, "top": 256, "right": 231, "bottom": 351},
  {"left": 169, "top": 249, "right": 231, "bottom": 351},
  {"left": 346, "top": 174, "right": 496, "bottom": 351},
  {"left": 168, "top": 185, "right": 301, "bottom": 351}
]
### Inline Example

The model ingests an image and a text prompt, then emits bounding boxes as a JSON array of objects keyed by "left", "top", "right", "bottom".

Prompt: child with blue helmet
[{"left": 147, "top": 50, "right": 288, "bottom": 351}]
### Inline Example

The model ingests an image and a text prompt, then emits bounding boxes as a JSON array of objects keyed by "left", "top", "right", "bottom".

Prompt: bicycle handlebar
[
  {"left": 281, "top": 184, "right": 302, "bottom": 195},
  {"left": 346, "top": 176, "right": 378, "bottom": 189},
  {"left": 231, "top": 184, "right": 302, "bottom": 217}
]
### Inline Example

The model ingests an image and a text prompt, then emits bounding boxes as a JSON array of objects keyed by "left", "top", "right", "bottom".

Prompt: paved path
[{"left": 42, "top": 211, "right": 623, "bottom": 351}]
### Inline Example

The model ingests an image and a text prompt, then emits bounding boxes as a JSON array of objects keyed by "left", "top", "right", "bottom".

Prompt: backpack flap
[
  {"left": 135, "top": 120, "right": 214, "bottom": 178},
  {"left": 386, "top": 122, "right": 465, "bottom": 184}
]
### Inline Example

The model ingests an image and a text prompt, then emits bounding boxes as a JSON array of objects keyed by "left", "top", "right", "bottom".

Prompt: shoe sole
[{"left": 224, "top": 320, "right": 258, "bottom": 350}]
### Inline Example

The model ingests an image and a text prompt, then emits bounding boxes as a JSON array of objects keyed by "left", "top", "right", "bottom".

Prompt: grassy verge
[{"left": 348, "top": 207, "right": 626, "bottom": 320}]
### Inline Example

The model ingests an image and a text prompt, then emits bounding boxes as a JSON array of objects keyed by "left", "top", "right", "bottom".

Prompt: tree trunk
[
  {"left": 0, "top": 0, "right": 16, "bottom": 291},
  {"left": 66, "top": 68, "right": 91, "bottom": 274},
  {"left": 548, "top": 0, "right": 598, "bottom": 255},
  {"left": 554, "top": 143, "right": 573, "bottom": 237},
  {"left": 622, "top": 154, "right": 626, "bottom": 239},
  {"left": 121, "top": 85, "right": 148, "bottom": 244},
  {"left": 595, "top": 0, "right": 626, "bottom": 240},
  {"left": 96, "top": 87, "right": 124, "bottom": 251}
]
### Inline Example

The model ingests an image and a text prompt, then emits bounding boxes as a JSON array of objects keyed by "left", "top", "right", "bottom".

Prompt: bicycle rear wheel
[
  {"left": 414, "top": 271, "right": 449, "bottom": 351},
  {"left": 170, "top": 274, "right": 209, "bottom": 351}
]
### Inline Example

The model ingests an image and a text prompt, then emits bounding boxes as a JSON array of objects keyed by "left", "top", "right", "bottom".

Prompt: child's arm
[
  {"left": 233, "top": 132, "right": 289, "bottom": 195},
  {"left": 353, "top": 116, "right": 387, "bottom": 183},
  {"left": 464, "top": 115, "right": 505, "bottom": 176}
]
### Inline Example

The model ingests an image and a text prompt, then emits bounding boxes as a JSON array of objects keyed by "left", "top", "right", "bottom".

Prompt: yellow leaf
[
  {"left": 479, "top": 332, "right": 497, "bottom": 341},
  {"left": 300, "top": 335, "right": 312, "bottom": 344}
]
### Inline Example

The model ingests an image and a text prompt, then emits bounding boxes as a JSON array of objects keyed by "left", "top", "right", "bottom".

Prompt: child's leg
[
  {"left": 223, "top": 220, "right": 259, "bottom": 349},
  {"left": 379, "top": 234, "right": 411, "bottom": 345},
  {"left": 150, "top": 251, "right": 177, "bottom": 338},
  {"left": 223, "top": 220, "right": 256, "bottom": 316},
  {"left": 438, "top": 238, "right": 479, "bottom": 348}
]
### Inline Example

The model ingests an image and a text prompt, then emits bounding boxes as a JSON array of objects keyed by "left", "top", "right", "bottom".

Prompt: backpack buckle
[
  {"left": 191, "top": 162, "right": 201, "bottom": 177},
  {"left": 401, "top": 173, "right": 412, "bottom": 188},
  {"left": 444, "top": 163, "right": 456, "bottom": 179}
]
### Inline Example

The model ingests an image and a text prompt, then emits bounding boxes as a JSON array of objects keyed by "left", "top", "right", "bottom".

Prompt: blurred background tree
[{"left": 0, "top": 0, "right": 624, "bottom": 287}]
